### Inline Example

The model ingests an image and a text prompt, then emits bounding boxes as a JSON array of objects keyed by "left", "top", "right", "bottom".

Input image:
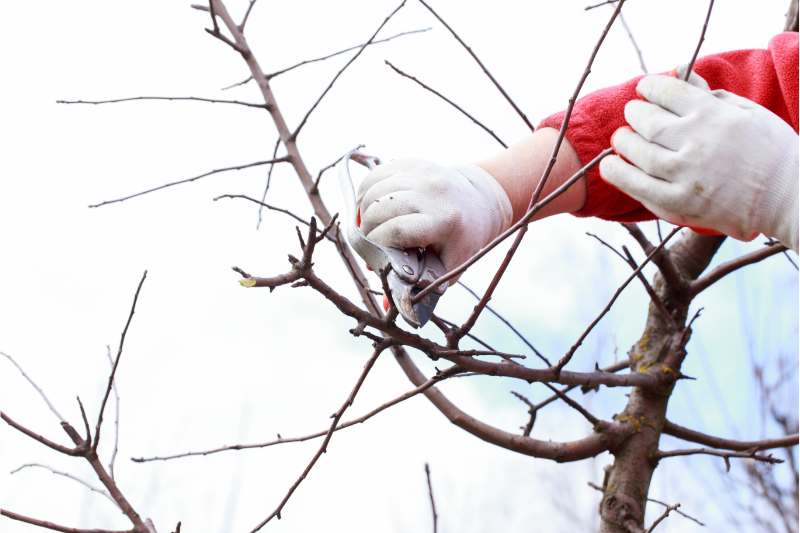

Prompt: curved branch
[
  {"left": 663, "top": 420, "right": 799, "bottom": 451},
  {"left": 689, "top": 243, "right": 787, "bottom": 296}
]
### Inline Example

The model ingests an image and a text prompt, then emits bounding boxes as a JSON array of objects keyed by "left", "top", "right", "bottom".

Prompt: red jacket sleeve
[{"left": 539, "top": 32, "right": 799, "bottom": 222}]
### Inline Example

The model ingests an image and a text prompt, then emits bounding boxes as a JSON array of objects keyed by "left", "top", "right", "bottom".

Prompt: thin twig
[
  {"left": 618, "top": 11, "right": 648, "bottom": 74},
  {"left": 656, "top": 447, "right": 783, "bottom": 471},
  {"left": 684, "top": 0, "right": 716, "bottom": 80},
  {"left": 424, "top": 463, "right": 438, "bottom": 533},
  {"left": 104, "top": 346, "right": 121, "bottom": 481},
  {"left": 57, "top": 96, "right": 267, "bottom": 109},
  {"left": 89, "top": 157, "right": 290, "bottom": 208},
  {"left": 417, "top": 0, "right": 533, "bottom": 131},
  {"left": 1, "top": 351, "right": 66, "bottom": 422},
  {"left": 585, "top": 0, "right": 619, "bottom": 10},
  {"left": 249, "top": 343, "right": 389, "bottom": 531},
  {"left": 268, "top": 28, "right": 431, "bottom": 79},
  {"left": 385, "top": 60, "right": 506, "bottom": 148},
  {"left": 621, "top": 245, "right": 676, "bottom": 328},
  {"left": 310, "top": 144, "right": 365, "bottom": 194},
  {"left": 645, "top": 503, "right": 681, "bottom": 532},
  {"left": 456, "top": 282, "right": 548, "bottom": 365},
  {"left": 214, "top": 194, "right": 335, "bottom": 242},
  {"left": 585, "top": 232, "right": 675, "bottom": 327},
  {"left": 689, "top": 243, "right": 787, "bottom": 296},
  {"left": 291, "top": 1, "right": 408, "bottom": 140},
  {"left": 256, "top": 139, "right": 282, "bottom": 229},
  {"left": 10, "top": 463, "right": 115, "bottom": 504},
  {"left": 1, "top": 412, "right": 82, "bottom": 456},
  {"left": 238, "top": 0, "right": 257, "bottom": 31},
  {"left": 621, "top": 223, "right": 683, "bottom": 290},
  {"left": 93, "top": 271, "right": 147, "bottom": 452},
  {"left": 588, "top": 481, "right": 705, "bottom": 527},
  {"left": 131, "top": 366, "right": 462, "bottom": 462},
  {"left": 0, "top": 509, "right": 130, "bottom": 533},
  {"left": 555, "top": 227, "right": 680, "bottom": 372},
  {"left": 542, "top": 383, "right": 599, "bottom": 426}
]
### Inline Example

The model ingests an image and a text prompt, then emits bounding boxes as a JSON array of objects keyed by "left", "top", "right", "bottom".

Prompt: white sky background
[{"left": 0, "top": 1, "right": 797, "bottom": 532}]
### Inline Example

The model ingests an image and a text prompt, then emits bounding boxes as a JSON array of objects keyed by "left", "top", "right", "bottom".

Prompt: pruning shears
[{"left": 337, "top": 150, "right": 447, "bottom": 328}]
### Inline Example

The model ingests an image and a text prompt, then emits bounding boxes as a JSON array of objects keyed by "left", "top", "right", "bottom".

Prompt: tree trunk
[{"left": 599, "top": 233, "right": 724, "bottom": 532}]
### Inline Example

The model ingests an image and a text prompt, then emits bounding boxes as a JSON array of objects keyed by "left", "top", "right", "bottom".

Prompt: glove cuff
[
  {"left": 758, "top": 138, "right": 799, "bottom": 252},
  {"left": 454, "top": 164, "right": 514, "bottom": 238}
]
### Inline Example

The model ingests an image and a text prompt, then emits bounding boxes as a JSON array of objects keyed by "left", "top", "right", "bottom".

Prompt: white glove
[
  {"left": 599, "top": 72, "right": 799, "bottom": 252},
  {"left": 356, "top": 158, "right": 513, "bottom": 272}
]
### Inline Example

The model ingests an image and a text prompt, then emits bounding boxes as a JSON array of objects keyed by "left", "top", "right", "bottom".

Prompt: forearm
[{"left": 477, "top": 127, "right": 584, "bottom": 224}]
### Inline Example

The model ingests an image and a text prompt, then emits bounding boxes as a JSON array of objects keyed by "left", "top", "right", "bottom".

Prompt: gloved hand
[
  {"left": 599, "top": 71, "right": 799, "bottom": 251},
  {"left": 356, "top": 158, "right": 513, "bottom": 273}
]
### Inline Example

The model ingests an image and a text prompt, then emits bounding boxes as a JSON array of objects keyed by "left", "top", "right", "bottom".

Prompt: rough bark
[{"left": 599, "top": 233, "right": 725, "bottom": 532}]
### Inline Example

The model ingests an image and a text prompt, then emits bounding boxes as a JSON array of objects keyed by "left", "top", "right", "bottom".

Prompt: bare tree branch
[
  {"left": 89, "top": 157, "right": 290, "bottom": 208},
  {"left": 104, "top": 346, "right": 121, "bottom": 480},
  {"left": 384, "top": 60, "right": 507, "bottom": 148},
  {"left": 94, "top": 271, "right": 147, "bottom": 452},
  {"left": 684, "top": 0, "right": 715, "bottom": 79},
  {"left": 0, "top": 509, "right": 131, "bottom": 533},
  {"left": 249, "top": 342, "right": 390, "bottom": 530},
  {"left": 656, "top": 447, "right": 783, "bottom": 470},
  {"left": 132, "top": 366, "right": 463, "bottom": 462},
  {"left": 1, "top": 351, "right": 66, "bottom": 422},
  {"left": 417, "top": 0, "right": 534, "bottom": 131},
  {"left": 256, "top": 138, "right": 282, "bottom": 228},
  {"left": 689, "top": 243, "right": 787, "bottom": 296},
  {"left": 57, "top": 96, "right": 267, "bottom": 109},
  {"left": 290, "top": 1, "right": 409, "bottom": 140},
  {"left": 556, "top": 227, "right": 681, "bottom": 372},
  {"left": 645, "top": 503, "right": 681, "bottom": 533},
  {"left": 10, "top": 463, "right": 114, "bottom": 504},
  {"left": 663, "top": 420, "right": 799, "bottom": 452}
]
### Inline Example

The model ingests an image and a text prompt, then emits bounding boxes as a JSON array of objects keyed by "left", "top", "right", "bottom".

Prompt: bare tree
[{"left": 2, "top": 1, "right": 797, "bottom": 532}]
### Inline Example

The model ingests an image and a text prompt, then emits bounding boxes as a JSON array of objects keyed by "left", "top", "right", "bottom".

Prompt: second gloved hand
[
  {"left": 599, "top": 72, "right": 799, "bottom": 251},
  {"left": 357, "top": 158, "right": 513, "bottom": 273}
]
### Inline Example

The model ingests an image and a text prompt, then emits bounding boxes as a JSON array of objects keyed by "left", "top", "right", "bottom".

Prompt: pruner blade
[{"left": 337, "top": 150, "right": 447, "bottom": 328}]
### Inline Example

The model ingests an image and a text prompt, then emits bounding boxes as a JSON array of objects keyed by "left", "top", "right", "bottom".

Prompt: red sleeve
[{"left": 539, "top": 32, "right": 799, "bottom": 222}]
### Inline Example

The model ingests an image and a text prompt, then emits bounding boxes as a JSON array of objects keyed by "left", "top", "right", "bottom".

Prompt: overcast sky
[{"left": 1, "top": 1, "right": 797, "bottom": 532}]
